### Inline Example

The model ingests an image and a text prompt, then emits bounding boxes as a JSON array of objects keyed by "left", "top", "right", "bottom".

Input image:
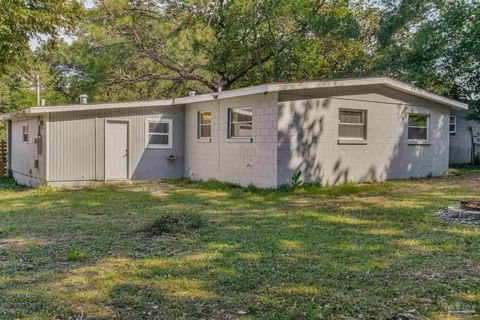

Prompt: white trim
[
  {"left": 0, "top": 77, "right": 468, "bottom": 121},
  {"left": 407, "top": 113, "right": 430, "bottom": 142},
  {"left": 45, "top": 114, "right": 49, "bottom": 182},
  {"left": 145, "top": 118, "right": 173, "bottom": 149},
  {"left": 198, "top": 111, "right": 212, "bottom": 139},
  {"left": 22, "top": 124, "right": 29, "bottom": 144},
  {"left": 449, "top": 115, "right": 457, "bottom": 134},
  {"left": 228, "top": 107, "right": 253, "bottom": 139},
  {"left": 104, "top": 119, "right": 131, "bottom": 180},
  {"left": 338, "top": 108, "right": 367, "bottom": 140}
]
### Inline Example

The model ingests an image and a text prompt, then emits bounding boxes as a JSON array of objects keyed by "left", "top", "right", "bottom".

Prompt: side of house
[
  {"left": 184, "top": 93, "right": 279, "bottom": 188},
  {"left": 46, "top": 106, "right": 185, "bottom": 186},
  {"left": 1, "top": 77, "right": 468, "bottom": 188},
  {"left": 277, "top": 84, "right": 450, "bottom": 185},
  {"left": 9, "top": 117, "right": 47, "bottom": 186},
  {"left": 449, "top": 109, "right": 480, "bottom": 164}
]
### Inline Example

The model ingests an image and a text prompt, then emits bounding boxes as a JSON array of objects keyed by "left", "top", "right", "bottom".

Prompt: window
[
  {"left": 22, "top": 125, "right": 28, "bottom": 143},
  {"left": 449, "top": 116, "right": 456, "bottom": 134},
  {"left": 229, "top": 107, "right": 253, "bottom": 138},
  {"left": 408, "top": 114, "right": 429, "bottom": 141},
  {"left": 338, "top": 109, "right": 366, "bottom": 139},
  {"left": 145, "top": 119, "right": 172, "bottom": 149},
  {"left": 198, "top": 111, "right": 212, "bottom": 138}
]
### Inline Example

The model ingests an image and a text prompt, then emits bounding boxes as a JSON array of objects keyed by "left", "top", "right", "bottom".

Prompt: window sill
[
  {"left": 407, "top": 140, "right": 431, "bottom": 146},
  {"left": 146, "top": 145, "right": 173, "bottom": 149},
  {"left": 197, "top": 138, "right": 212, "bottom": 143},
  {"left": 227, "top": 137, "right": 253, "bottom": 143},
  {"left": 337, "top": 139, "right": 367, "bottom": 145}
]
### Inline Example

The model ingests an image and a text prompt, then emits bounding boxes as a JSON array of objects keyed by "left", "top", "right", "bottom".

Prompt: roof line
[{"left": 0, "top": 77, "right": 468, "bottom": 120}]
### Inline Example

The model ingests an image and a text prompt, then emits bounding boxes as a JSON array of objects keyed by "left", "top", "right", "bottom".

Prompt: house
[
  {"left": 449, "top": 104, "right": 480, "bottom": 164},
  {"left": 0, "top": 77, "right": 468, "bottom": 188}
]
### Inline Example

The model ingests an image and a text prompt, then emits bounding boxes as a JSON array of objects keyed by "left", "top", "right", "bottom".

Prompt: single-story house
[
  {"left": 0, "top": 77, "right": 468, "bottom": 188},
  {"left": 449, "top": 103, "right": 480, "bottom": 164}
]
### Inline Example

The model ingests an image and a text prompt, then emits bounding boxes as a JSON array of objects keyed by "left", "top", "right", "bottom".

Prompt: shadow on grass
[{"left": 0, "top": 176, "right": 479, "bottom": 319}]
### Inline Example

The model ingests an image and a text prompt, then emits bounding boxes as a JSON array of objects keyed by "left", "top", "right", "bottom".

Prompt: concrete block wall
[
  {"left": 184, "top": 93, "right": 279, "bottom": 188},
  {"left": 277, "top": 84, "right": 450, "bottom": 185}
]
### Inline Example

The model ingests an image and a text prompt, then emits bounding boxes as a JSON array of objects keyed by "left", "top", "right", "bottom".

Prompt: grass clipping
[{"left": 144, "top": 212, "right": 206, "bottom": 236}]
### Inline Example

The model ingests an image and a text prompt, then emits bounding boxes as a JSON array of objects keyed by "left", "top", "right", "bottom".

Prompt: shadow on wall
[{"left": 277, "top": 86, "right": 449, "bottom": 185}]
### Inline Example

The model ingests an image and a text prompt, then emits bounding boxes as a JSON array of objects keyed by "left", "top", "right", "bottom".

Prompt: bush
[
  {"left": 291, "top": 171, "right": 303, "bottom": 188},
  {"left": 66, "top": 250, "right": 90, "bottom": 262},
  {"left": 144, "top": 213, "right": 206, "bottom": 236}
]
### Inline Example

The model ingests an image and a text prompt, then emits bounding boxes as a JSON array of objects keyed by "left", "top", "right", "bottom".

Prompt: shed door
[{"left": 105, "top": 121, "right": 128, "bottom": 180}]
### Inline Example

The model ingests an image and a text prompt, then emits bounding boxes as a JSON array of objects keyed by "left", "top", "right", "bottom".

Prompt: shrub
[
  {"left": 144, "top": 213, "right": 206, "bottom": 236},
  {"left": 291, "top": 171, "right": 303, "bottom": 188},
  {"left": 66, "top": 250, "right": 90, "bottom": 262}
]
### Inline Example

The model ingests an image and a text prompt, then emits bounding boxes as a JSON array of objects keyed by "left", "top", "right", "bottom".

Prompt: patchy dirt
[{"left": 437, "top": 209, "right": 480, "bottom": 225}]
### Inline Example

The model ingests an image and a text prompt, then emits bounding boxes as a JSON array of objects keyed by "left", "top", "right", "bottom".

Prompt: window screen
[
  {"left": 22, "top": 125, "right": 28, "bottom": 143},
  {"left": 229, "top": 107, "right": 253, "bottom": 138},
  {"left": 449, "top": 116, "right": 456, "bottom": 134},
  {"left": 408, "top": 114, "right": 429, "bottom": 140},
  {"left": 338, "top": 109, "right": 366, "bottom": 139},
  {"left": 146, "top": 119, "right": 172, "bottom": 148},
  {"left": 198, "top": 112, "right": 212, "bottom": 138}
]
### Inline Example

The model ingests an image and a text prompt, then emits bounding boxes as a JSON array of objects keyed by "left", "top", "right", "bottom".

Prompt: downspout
[
  {"left": 6, "top": 120, "right": 12, "bottom": 177},
  {"left": 469, "top": 126, "right": 474, "bottom": 164}
]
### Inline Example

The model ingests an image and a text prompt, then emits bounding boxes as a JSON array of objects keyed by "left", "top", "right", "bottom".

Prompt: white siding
[
  {"left": 449, "top": 110, "right": 480, "bottom": 164},
  {"left": 11, "top": 117, "right": 46, "bottom": 186},
  {"left": 48, "top": 105, "right": 185, "bottom": 183}
]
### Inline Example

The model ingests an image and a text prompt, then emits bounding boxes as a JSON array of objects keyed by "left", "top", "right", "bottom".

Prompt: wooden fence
[{"left": 0, "top": 140, "right": 6, "bottom": 177}]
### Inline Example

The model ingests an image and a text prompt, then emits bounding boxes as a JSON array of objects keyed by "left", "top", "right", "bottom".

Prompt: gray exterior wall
[
  {"left": 277, "top": 84, "right": 450, "bottom": 185},
  {"left": 184, "top": 93, "right": 279, "bottom": 188},
  {"left": 47, "top": 105, "right": 185, "bottom": 184},
  {"left": 10, "top": 117, "right": 46, "bottom": 186},
  {"left": 449, "top": 110, "right": 480, "bottom": 164}
]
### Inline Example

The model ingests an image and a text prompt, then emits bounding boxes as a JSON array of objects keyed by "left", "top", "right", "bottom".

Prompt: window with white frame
[
  {"left": 198, "top": 111, "right": 212, "bottom": 138},
  {"left": 22, "top": 125, "right": 28, "bottom": 143},
  {"left": 228, "top": 107, "right": 253, "bottom": 138},
  {"left": 449, "top": 116, "right": 456, "bottom": 134},
  {"left": 338, "top": 109, "right": 366, "bottom": 139},
  {"left": 408, "top": 114, "right": 429, "bottom": 141},
  {"left": 145, "top": 119, "right": 172, "bottom": 149}
]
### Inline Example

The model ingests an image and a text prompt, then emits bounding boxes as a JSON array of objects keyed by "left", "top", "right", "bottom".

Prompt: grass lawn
[{"left": 0, "top": 169, "right": 479, "bottom": 320}]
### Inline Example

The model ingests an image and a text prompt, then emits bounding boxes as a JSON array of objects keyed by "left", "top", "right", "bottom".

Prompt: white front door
[{"left": 105, "top": 121, "right": 128, "bottom": 180}]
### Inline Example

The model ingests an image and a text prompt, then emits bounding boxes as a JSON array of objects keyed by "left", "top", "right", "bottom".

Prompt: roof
[{"left": 0, "top": 77, "right": 468, "bottom": 121}]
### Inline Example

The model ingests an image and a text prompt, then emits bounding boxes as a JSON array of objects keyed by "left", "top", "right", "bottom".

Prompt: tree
[
  {"left": 375, "top": 0, "right": 479, "bottom": 105},
  {"left": 0, "top": 0, "right": 84, "bottom": 73},
  {"left": 62, "top": 0, "right": 374, "bottom": 98}
]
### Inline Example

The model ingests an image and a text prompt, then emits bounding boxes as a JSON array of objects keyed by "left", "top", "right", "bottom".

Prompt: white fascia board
[
  {"left": 0, "top": 77, "right": 467, "bottom": 121},
  {"left": 175, "top": 84, "right": 268, "bottom": 104},
  {"left": 266, "top": 78, "right": 385, "bottom": 92},
  {"left": 267, "top": 77, "right": 468, "bottom": 110},
  {"left": 381, "top": 78, "right": 468, "bottom": 110},
  {"left": 0, "top": 109, "right": 29, "bottom": 121},
  {"left": 29, "top": 99, "right": 176, "bottom": 114}
]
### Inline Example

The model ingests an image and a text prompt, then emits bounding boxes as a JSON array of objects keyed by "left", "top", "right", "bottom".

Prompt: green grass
[{"left": 0, "top": 168, "right": 479, "bottom": 319}]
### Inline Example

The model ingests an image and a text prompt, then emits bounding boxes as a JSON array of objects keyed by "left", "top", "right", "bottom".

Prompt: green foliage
[
  {"left": 0, "top": 173, "right": 480, "bottom": 318},
  {"left": 291, "top": 171, "right": 303, "bottom": 188},
  {"left": 66, "top": 249, "right": 90, "bottom": 262},
  {"left": 0, "top": 0, "right": 84, "bottom": 73},
  {"left": 376, "top": 0, "right": 479, "bottom": 103},
  {"left": 0, "top": 0, "right": 478, "bottom": 119},
  {"left": 144, "top": 213, "right": 206, "bottom": 236}
]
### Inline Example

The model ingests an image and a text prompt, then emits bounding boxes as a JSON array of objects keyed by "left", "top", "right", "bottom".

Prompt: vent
[{"left": 79, "top": 94, "right": 88, "bottom": 105}]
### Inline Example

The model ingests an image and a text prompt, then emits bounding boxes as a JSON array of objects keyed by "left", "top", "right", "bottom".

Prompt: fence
[{"left": 0, "top": 140, "right": 6, "bottom": 177}]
